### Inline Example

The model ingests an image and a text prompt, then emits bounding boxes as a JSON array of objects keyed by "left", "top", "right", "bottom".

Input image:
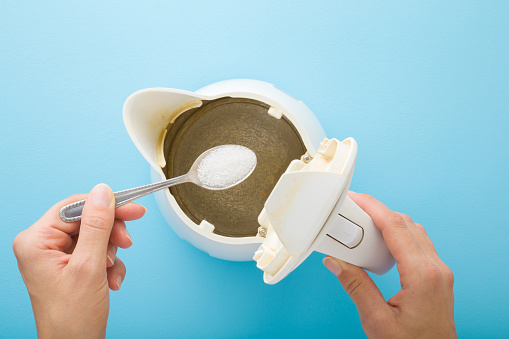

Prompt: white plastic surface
[
  {"left": 326, "top": 215, "right": 363, "bottom": 248},
  {"left": 123, "top": 80, "right": 326, "bottom": 261},
  {"left": 264, "top": 171, "right": 343, "bottom": 255},
  {"left": 314, "top": 195, "right": 395, "bottom": 275}
]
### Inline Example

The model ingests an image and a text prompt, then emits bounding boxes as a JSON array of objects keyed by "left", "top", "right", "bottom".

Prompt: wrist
[{"left": 31, "top": 298, "right": 107, "bottom": 339}]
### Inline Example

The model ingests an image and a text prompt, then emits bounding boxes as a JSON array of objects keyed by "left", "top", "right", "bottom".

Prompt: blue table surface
[{"left": 1, "top": 1, "right": 508, "bottom": 338}]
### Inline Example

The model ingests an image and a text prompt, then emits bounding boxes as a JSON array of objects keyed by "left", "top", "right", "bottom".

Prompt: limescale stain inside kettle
[{"left": 162, "top": 97, "right": 306, "bottom": 237}]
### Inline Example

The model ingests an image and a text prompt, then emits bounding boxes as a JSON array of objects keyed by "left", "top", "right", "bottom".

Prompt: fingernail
[
  {"left": 323, "top": 257, "right": 343, "bottom": 277},
  {"left": 116, "top": 275, "right": 123, "bottom": 290},
  {"left": 90, "top": 184, "right": 113, "bottom": 207},
  {"left": 141, "top": 205, "right": 147, "bottom": 214},
  {"left": 107, "top": 255, "right": 115, "bottom": 266},
  {"left": 348, "top": 190, "right": 357, "bottom": 194},
  {"left": 124, "top": 229, "right": 133, "bottom": 245}
]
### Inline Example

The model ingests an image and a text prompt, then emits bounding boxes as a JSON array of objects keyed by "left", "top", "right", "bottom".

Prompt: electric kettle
[{"left": 123, "top": 79, "right": 395, "bottom": 284}]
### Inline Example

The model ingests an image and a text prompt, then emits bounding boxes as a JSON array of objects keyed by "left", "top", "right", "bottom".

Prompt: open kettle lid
[{"left": 254, "top": 138, "right": 395, "bottom": 284}]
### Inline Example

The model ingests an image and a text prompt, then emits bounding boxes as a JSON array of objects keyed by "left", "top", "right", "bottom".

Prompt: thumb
[
  {"left": 323, "top": 256, "right": 389, "bottom": 320},
  {"left": 72, "top": 184, "right": 115, "bottom": 266}
]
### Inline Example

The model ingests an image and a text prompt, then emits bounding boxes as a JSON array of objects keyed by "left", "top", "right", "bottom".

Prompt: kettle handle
[{"left": 315, "top": 195, "right": 396, "bottom": 275}]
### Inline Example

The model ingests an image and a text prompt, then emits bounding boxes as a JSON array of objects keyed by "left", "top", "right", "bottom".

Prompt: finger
[
  {"left": 68, "top": 205, "right": 144, "bottom": 238},
  {"left": 348, "top": 192, "right": 422, "bottom": 265},
  {"left": 71, "top": 184, "right": 115, "bottom": 267},
  {"left": 64, "top": 235, "right": 78, "bottom": 254},
  {"left": 106, "top": 242, "right": 118, "bottom": 267},
  {"left": 396, "top": 213, "right": 440, "bottom": 267},
  {"left": 39, "top": 194, "right": 87, "bottom": 235},
  {"left": 323, "top": 257, "right": 392, "bottom": 326},
  {"left": 110, "top": 219, "right": 133, "bottom": 249},
  {"left": 115, "top": 203, "right": 146, "bottom": 221},
  {"left": 414, "top": 223, "right": 437, "bottom": 253},
  {"left": 397, "top": 214, "right": 436, "bottom": 255},
  {"left": 107, "top": 257, "right": 126, "bottom": 291},
  {"left": 396, "top": 213, "right": 431, "bottom": 251},
  {"left": 411, "top": 222, "right": 449, "bottom": 276}
]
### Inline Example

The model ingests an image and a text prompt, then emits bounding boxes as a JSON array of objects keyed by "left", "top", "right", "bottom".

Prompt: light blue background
[{"left": 1, "top": 1, "right": 508, "bottom": 338}]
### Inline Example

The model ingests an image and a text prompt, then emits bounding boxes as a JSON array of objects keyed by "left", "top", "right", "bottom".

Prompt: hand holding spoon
[{"left": 60, "top": 145, "right": 257, "bottom": 222}]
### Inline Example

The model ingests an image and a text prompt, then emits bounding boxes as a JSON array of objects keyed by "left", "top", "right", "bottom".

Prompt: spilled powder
[{"left": 197, "top": 145, "right": 257, "bottom": 188}]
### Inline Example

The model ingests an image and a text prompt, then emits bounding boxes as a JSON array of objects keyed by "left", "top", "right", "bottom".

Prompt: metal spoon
[{"left": 59, "top": 145, "right": 256, "bottom": 223}]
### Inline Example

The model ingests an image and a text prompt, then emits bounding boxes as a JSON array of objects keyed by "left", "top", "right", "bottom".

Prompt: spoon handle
[{"left": 59, "top": 174, "right": 189, "bottom": 222}]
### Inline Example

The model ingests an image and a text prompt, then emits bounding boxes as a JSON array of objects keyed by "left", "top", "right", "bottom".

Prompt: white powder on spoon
[{"left": 197, "top": 145, "right": 257, "bottom": 188}]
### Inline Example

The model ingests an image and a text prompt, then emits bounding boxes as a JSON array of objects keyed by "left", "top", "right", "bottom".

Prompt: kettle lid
[{"left": 254, "top": 138, "right": 358, "bottom": 284}]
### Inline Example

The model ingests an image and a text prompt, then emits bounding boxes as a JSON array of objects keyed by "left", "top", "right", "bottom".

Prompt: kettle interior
[{"left": 162, "top": 96, "right": 307, "bottom": 238}]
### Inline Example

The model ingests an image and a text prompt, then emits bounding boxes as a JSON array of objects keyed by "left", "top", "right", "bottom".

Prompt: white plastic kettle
[{"left": 123, "top": 79, "right": 395, "bottom": 284}]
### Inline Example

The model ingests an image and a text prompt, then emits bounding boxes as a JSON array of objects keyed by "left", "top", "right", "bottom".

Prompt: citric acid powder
[{"left": 197, "top": 145, "right": 257, "bottom": 188}]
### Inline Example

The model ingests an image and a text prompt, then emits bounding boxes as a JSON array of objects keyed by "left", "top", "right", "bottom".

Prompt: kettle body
[{"left": 123, "top": 79, "right": 326, "bottom": 261}]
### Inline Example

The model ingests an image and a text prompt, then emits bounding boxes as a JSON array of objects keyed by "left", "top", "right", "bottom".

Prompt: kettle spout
[{"left": 123, "top": 88, "right": 207, "bottom": 171}]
